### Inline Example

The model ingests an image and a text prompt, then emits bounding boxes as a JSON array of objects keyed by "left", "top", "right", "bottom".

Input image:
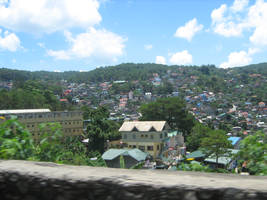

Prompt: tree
[
  {"left": 139, "top": 97, "right": 195, "bottom": 137},
  {"left": 83, "top": 106, "right": 121, "bottom": 153},
  {"left": 186, "top": 123, "right": 211, "bottom": 152},
  {"left": 236, "top": 131, "right": 267, "bottom": 175},
  {"left": 200, "top": 130, "right": 232, "bottom": 167},
  {"left": 0, "top": 117, "right": 34, "bottom": 160}
]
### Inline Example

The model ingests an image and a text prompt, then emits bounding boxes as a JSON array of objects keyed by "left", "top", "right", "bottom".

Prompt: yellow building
[
  {"left": 0, "top": 109, "right": 83, "bottom": 141},
  {"left": 119, "top": 121, "right": 171, "bottom": 158}
]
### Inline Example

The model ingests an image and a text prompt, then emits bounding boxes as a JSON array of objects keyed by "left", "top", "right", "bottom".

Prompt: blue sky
[{"left": 0, "top": 0, "right": 267, "bottom": 71}]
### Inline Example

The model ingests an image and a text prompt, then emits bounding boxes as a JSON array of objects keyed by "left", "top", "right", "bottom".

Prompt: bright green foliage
[
  {"left": 200, "top": 130, "right": 233, "bottom": 166},
  {"left": 0, "top": 118, "right": 107, "bottom": 167},
  {"left": 87, "top": 151, "right": 107, "bottom": 167},
  {"left": 139, "top": 97, "right": 195, "bottom": 137},
  {"left": 0, "top": 117, "right": 34, "bottom": 159},
  {"left": 130, "top": 161, "right": 145, "bottom": 169},
  {"left": 120, "top": 155, "right": 125, "bottom": 169},
  {"left": 236, "top": 131, "right": 267, "bottom": 175},
  {"left": 34, "top": 123, "right": 65, "bottom": 162},
  {"left": 83, "top": 106, "right": 121, "bottom": 153},
  {"left": 177, "top": 162, "right": 213, "bottom": 172},
  {"left": 186, "top": 123, "right": 211, "bottom": 151},
  {"left": 177, "top": 162, "right": 229, "bottom": 173}
]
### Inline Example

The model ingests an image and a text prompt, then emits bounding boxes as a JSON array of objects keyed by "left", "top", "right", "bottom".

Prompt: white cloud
[
  {"left": 0, "top": 0, "right": 102, "bottom": 33},
  {"left": 0, "top": 0, "right": 8, "bottom": 4},
  {"left": 213, "top": 21, "right": 244, "bottom": 37},
  {"left": 47, "top": 50, "right": 70, "bottom": 60},
  {"left": 247, "top": 0, "right": 267, "bottom": 46},
  {"left": 231, "top": 0, "right": 249, "bottom": 12},
  {"left": 37, "top": 42, "right": 45, "bottom": 48},
  {"left": 211, "top": 0, "right": 267, "bottom": 43},
  {"left": 155, "top": 56, "right": 166, "bottom": 65},
  {"left": 211, "top": 4, "right": 227, "bottom": 24},
  {"left": 144, "top": 44, "right": 153, "bottom": 50},
  {"left": 174, "top": 18, "right": 203, "bottom": 41},
  {"left": 0, "top": 29, "right": 21, "bottom": 51},
  {"left": 169, "top": 50, "right": 192, "bottom": 65},
  {"left": 219, "top": 48, "right": 258, "bottom": 69},
  {"left": 47, "top": 28, "right": 126, "bottom": 61},
  {"left": 211, "top": 3, "right": 245, "bottom": 37}
]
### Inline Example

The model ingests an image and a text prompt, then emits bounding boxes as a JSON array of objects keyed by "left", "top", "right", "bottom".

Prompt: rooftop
[
  {"left": 119, "top": 121, "right": 169, "bottom": 132},
  {"left": 102, "top": 148, "right": 148, "bottom": 161},
  {"left": 0, "top": 109, "right": 51, "bottom": 115}
]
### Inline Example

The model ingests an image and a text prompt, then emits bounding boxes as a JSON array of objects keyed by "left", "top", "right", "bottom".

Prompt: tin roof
[
  {"left": 102, "top": 148, "right": 148, "bottom": 161},
  {"left": 0, "top": 109, "right": 51, "bottom": 115}
]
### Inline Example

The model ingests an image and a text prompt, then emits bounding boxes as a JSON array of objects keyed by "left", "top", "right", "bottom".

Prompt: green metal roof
[
  {"left": 186, "top": 150, "right": 206, "bottom": 159},
  {"left": 204, "top": 149, "right": 239, "bottom": 165},
  {"left": 168, "top": 131, "right": 182, "bottom": 137},
  {"left": 102, "top": 148, "right": 148, "bottom": 161}
]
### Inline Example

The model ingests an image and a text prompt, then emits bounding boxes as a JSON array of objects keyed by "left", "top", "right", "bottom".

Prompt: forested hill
[{"left": 0, "top": 62, "right": 267, "bottom": 83}]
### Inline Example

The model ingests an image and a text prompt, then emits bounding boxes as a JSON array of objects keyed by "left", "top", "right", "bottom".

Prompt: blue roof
[{"left": 228, "top": 137, "right": 241, "bottom": 145}]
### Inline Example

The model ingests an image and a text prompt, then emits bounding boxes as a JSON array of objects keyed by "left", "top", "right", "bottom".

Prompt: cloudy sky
[{"left": 0, "top": 0, "right": 267, "bottom": 71}]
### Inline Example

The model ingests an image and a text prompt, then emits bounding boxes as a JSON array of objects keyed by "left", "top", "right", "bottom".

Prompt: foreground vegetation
[{"left": 0, "top": 117, "right": 106, "bottom": 167}]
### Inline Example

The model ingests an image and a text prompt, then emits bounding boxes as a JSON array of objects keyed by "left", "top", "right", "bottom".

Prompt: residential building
[
  {"left": 0, "top": 109, "right": 83, "bottom": 141},
  {"left": 119, "top": 121, "right": 171, "bottom": 158}
]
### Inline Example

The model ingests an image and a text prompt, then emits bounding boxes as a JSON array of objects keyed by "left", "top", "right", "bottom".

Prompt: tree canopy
[
  {"left": 139, "top": 97, "right": 195, "bottom": 137},
  {"left": 200, "top": 130, "right": 233, "bottom": 166}
]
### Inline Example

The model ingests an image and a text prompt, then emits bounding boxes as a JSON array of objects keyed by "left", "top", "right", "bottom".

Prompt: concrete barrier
[{"left": 0, "top": 160, "right": 267, "bottom": 200}]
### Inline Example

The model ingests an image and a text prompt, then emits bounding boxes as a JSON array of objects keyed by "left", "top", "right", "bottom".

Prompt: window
[
  {"left": 145, "top": 135, "right": 148, "bottom": 138},
  {"left": 147, "top": 146, "right": 153, "bottom": 151},
  {"left": 165, "top": 133, "right": 167, "bottom": 137},
  {"left": 123, "top": 134, "right": 127, "bottom": 139},
  {"left": 133, "top": 145, "right": 136, "bottom": 148},
  {"left": 141, "top": 134, "right": 144, "bottom": 138},
  {"left": 150, "top": 135, "right": 154, "bottom": 139},
  {"left": 138, "top": 145, "right": 145, "bottom": 151},
  {"left": 160, "top": 133, "right": 163, "bottom": 139},
  {"left": 157, "top": 145, "right": 159, "bottom": 150},
  {"left": 133, "top": 134, "right": 136, "bottom": 139}
]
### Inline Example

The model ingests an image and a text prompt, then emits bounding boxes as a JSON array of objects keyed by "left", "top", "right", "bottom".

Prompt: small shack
[{"left": 102, "top": 148, "right": 149, "bottom": 168}]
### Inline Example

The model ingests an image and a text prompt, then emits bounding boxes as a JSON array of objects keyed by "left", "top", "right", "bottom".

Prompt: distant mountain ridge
[{"left": 0, "top": 62, "right": 266, "bottom": 83}]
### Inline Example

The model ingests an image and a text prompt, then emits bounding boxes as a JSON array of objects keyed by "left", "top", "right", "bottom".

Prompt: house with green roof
[{"left": 102, "top": 148, "right": 149, "bottom": 168}]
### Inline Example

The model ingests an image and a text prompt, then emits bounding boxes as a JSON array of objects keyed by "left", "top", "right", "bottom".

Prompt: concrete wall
[{"left": 0, "top": 160, "right": 267, "bottom": 200}]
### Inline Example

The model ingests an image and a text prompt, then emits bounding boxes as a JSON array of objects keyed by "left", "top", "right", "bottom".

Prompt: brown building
[{"left": 0, "top": 109, "right": 83, "bottom": 141}]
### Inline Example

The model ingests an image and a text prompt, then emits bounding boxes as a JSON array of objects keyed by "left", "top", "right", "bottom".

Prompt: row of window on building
[
  {"left": 127, "top": 144, "right": 160, "bottom": 151},
  {"left": 123, "top": 132, "right": 167, "bottom": 139}
]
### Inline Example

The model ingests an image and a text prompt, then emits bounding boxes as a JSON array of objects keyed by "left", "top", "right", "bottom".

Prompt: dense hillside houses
[{"left": 0, "top": 63, "right": 266, "bottom": 174}]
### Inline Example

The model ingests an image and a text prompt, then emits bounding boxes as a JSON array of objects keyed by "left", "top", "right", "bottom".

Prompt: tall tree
[
  {"left": 139, "top": 97, "right": 195, "bottom": 137},
  {"left": 83, "top": 106, "right": 121, "bottom": 153},
  {"left": 186, "top": 123, "right": 211, "bottom": 151},
  {"left": 236, "top": 131, "right": 267, "bottom": 175},
  {"left": 200, "top": 130, "right": 232, "bottom": 167}
]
